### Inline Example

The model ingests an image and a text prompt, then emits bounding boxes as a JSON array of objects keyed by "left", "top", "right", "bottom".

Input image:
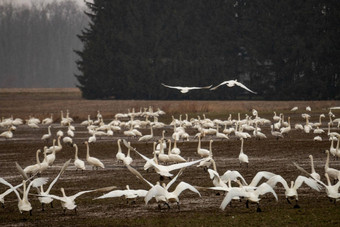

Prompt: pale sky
[{"left": 1, "top": 0, "right": 93, "bottom": 7}]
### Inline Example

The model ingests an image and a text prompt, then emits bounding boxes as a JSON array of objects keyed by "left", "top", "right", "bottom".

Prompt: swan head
[
  {"left": 309, "top": 154, "right": 313, "bottom": 159},
  {"left": 126, "top": 185, "right": 130, "bottom": 190},
  {"left": 325, "top": 150, "right": 330, "bottom": 154}
]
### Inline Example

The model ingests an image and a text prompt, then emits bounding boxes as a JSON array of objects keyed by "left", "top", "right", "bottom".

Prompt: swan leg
[
  {"left": 256, "top": 203, "right": 262, "bottom": 213},
  {"left": 29, "top": 210, "right": 32, "bottom": 216},
  {"left": 159, "top": 175, "right": 164, "bottom": 181},
  {"left": 74, "top": 207, "right": 77, "bottom": 215},
  {"left": 246, "top": 200, "right": 249, "bottom": 208},
  {"left": 50, "top": 202, "right": 54, "bottom": 208},
  {"left": 158, "top": 204, "right": 161, "bottom": 210},
  {"left": 63, "top": 208, "right": 66, "bottom": 215},
  {"left": 42, "top": 203, "right": 45, "bottom": 211},
  {"left": 293, "top": 199, "right": 300, "bottom": 209},
  {"left": 1, "top": 203, "right": 4, "bottom": 208},
  {"left": 177, "top": 202, "right": 180, "bottom": 210},
  {"left": 165, "top": 202, "right": 170, "bottom": 210},
  {"left": 286, "top": 198, "right": 292, "bottom": 204}
]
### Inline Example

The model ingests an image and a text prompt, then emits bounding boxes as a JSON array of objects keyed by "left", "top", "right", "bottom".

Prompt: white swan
[
  {"left": 123, "top": 142, "right": 133, "bottom": 165},
  {"left": 158, "top": 139, "right": 170, "bottom": 164},
  {"left": 324, "top": 150, "right": 340, "bottom": 181},
  {"left": 85, "top": 141, "right": 105, "bottom": 170},
  {"left": 197, "top": 136, "right": 210, "bottom": 158},
  {"left": 116, "top": 139, "right": 125, "bottom": 163},
  {"left": 138, "top": 126, "right": 154, "bottom": 143},
  {"left": 167, "top": 139, "right": 186, "bottom": 163},
  {"left": 95, "top": 185, "right": 148, "bottom": 204},
  {"left": 293, "top": 156, "right": 320, "bottom": 181},
  {"left": 220, "top": 182, "right": 277, "bottom": 212},
  {"left": 124, "top": 140, "right": 202, "bottom": 178},
  {"left": 42, "top": 186, "right": 114, "bottom": 214},
  {"left": 0, "top": 127, "right": 14, "bottom": 139},
  {"left": 161, "top": 83, "right": 212, "bottom": 93},
  {"left": 38, "top": 160, "right": 70, "bottom": 210},
  {"left": 291, "top": 107, "right": 298, "bottom": 111},
  {"left": 73, "top": 144, "right": 86, "bottom": 171},
  {"left": 42, "top": 114, "right": 53, "bottom": 125},
  {"left": 171, "top": 138, "right": 181, "bottom": 155},
  {"left": 210, "top": 79, "right": 257, "bottom": 94},
  {"left": 23, "top": 149, "right": 42, "bottom": 176},
  {"left": 270, "top": 125, "right": 284, "bottom": 139},
  {"left": 216, "top": 124, "right": 229, "bottom": 140},
  {"left": 41, "top": 125, "right": 52, "bottom": 141},
  {"left": 45, "top": 144, "right": 57, "bottom": 166},
  {"left": 267, "top": 175, "right": 321, "bottom": 208},
  {"left": 0, "top": 177, "right": 48, "bottom": 215},
  {"left": 238, "top": 138, "right": 249, "bottom": 167}
]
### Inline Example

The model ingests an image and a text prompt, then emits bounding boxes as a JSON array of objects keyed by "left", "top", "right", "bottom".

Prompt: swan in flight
[
  {"left": 123, "top": 140, "right": 203, "bottom": 179},
  {"left": 293, "top": 155, "right": 320, "bottom": 181},
  {"left": 220, "top": 182, "right": 277, "bottom": 212},
  {"left": 210, "top": 79, "right": 257, "bottom": 94},
  {"left": 161, "top": 83, "right": 212, "bottom": 93},
  {"left": 38, "top": 160, "right": 70, "bottom": 210},
  {"left": 95, "top": 185, "right": 148, "bottom": 204},
  {"left": 0, "top": 177, "right": 48, "bottom": 215},
  {"left": 40, "top": 186, "right": 115, "bottom": 214},
  {"left": 267, "top": 175, "right": 321, "bottom": 208}
]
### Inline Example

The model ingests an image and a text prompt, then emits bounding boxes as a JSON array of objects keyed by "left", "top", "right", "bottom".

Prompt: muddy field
[{"left": 0, "top": 89, "right": 340, "bottom": 226}]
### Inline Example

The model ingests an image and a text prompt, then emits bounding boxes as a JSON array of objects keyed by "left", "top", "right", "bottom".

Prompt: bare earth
[{"left": 0, "top": 88, "right": 340, "bottom": 226}]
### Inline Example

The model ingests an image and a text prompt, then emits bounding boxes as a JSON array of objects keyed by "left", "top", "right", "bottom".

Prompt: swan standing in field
[
  {"left": 116, "top": 139, "right": 126, "bottom": 164},
  {"left": 41, "top": 126, "right": 52, "bottom": 142},
  {"left": 138, "top": 126, "right": 154, "bottom": 143},
  {"left": 167, "top": 139, "right": 186, "bottom": 163},
  {"left": 324, "top": 150, "right": 340, "bottom": 181},
  {"left": 161, "top": 83, "right": 212, "bottom": 93},
  {"left": 38, "top": 160, "right": 70, "bottom": 210},
  {"left": 123, "top": 142, "right": 133, "bottom": 165},
  {"left": 216, "top": 124, "right": 229, "bottom": 140},
  {"left": 238, "top": 138, "right": 249, "bottom": 167},
  {"left": 210, "top": 79, "right": 257, "bottom": 94},
  {"left": 63, "top": 136, "right": 73, "bottom": 146},
  {"left": 197, "top": 136, "right": 210, "bottom": 158},
  {"left": 158, "top": 139, "right": 170, "bottom": 164},
  {"left": 293, "top": 156, "right": 321, "bottom": 181},
  {"left": 0, "top": 177, "right": 48, "bottom": 215},
  {"left": 171, "top": 138, "right": 181, "bottom": 155},
  {"left": 267, "top": 175, "right": 321, "bottom": 208},
  {"left": 85, "top": 141, "right": 105, "bottom": 170},
  {"left": 45, "top": 145, "right": 57, "bottom": 166},
  {"left": 73, "top": 144, "right": 86, "bottom": 171},
  {"left": 253, "top": 122, "right": 266, "bottom": 139},
  {"left": 271, "top": 125, "right": 284, "bottom": 139},
  {"left": 23, "top": 149, "right": 43, "bottom": 176},
  {"left": 95, "top": 185, "right": 148, "bottom": 204},
  {"left": 315, "top": 173, "right": 340, "bottom": 202},
  {"left": 291, "top": 107, "right": 298, "bottom": 111}
]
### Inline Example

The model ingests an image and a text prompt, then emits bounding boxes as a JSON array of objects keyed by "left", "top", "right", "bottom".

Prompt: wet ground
[{"left": 0, "top": 110, "right": 340, "bottom": 226}]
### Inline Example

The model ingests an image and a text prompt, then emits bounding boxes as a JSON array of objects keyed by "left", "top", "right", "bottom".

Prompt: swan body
[
  {"left": 325, "top": 150, "right": 340, "bottom": 181},
  {"left": 116, "top": 139, "right": 126, "bottom": 163},
  {"left": 138, "top": 126, "right": 154, "bottom": 142},
  {"left": 73, "top": 144, "right": 85, "bottom": 171},
  {"left": 162, "top": 83, "right": 212, "bottom": 93},
  {"left": 197, "top": 136, "right": 211, "bottom": 158},
  {"left": 210, "top": 79, "right": 257, "bottom": 94},
  {"left": 85, "top": 141, "right": 105, "bottom": 169},
  {"left": 123, "top": 142, "right": 133, "bottom": 165},
  {"left": 96, "top": 185, "right": 148, "bottom": 203},
  {"left": 238, "top": 139, "right": 249, "bottom": 167}
]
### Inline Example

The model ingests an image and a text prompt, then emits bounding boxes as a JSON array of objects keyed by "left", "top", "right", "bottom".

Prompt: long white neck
[
  {"left": 86, "top": 143, "right": 90, "bottom": 158},
  {"left": 22, "top": 180, "right": 27, "bottom": 201},
  {"left": 48, "top": 126, "right": 51, "bottom": 135},
  {"left": 117, "top": 140, "right": 122, "bottom": 153},
  {"left": 74, "top": 144, "right": 79, "bottom": 159},
  {"left": 336, "top": 139, "right": 340, "bottom": 151},
  {"left": 310, "top": 155, "right": 315, "bottom": 173},
  {"left": 150, "top": 127, "right": 153, "bottom": 136},
  {"left": 36, "top": 150, "right": 41, "bottom": 164},
  {"left": 325, "top": 151, "right": 330, "bottom": 169},
  {"left": 209, "top": 140, "right": 213, "bottom": 156},
  {"left": 57, "top": 137, "right": 61, "bottom": 147},
  {"left": 127, "top": 143, "right": 131, "bottom": 157},
  {"left": 240, "top": 139, "right": 244, "bottom": 154},
  {"left": 174, "top": 139, "right": 177, "bottom": 148},
  {"left": 168, "top": 140, "right": 172, "bottom": 155},
  {"left": 198, "top": 136, "right": 201, "bottom": 150}
]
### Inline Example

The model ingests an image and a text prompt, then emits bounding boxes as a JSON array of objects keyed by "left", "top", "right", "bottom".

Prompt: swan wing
[
  {"left": 42, "top": 194, "right": 67, "bottom": 203},
  {"left": 161, "top": 83, "right": 183, "bottom": 90},
  {"left": 188, "top": 85, "right": 212, "bottom": 90},
  {"left": 210, "top": 81, "right": 229, "bottom": 90},
  {"left": 95, "top": 190, "right": 126, "bottom": 199},
  {"left": 71, "top": 186, "right": 116, "bottom": 200},
  {"left": 166, "top": 168, "right": 185, "bottom": 190},
  {"left": 266, "top": 175, "right": 289, "bottom": 190},
  {"left": 173, "top": 181, "right": 201, "bottom": 197},
  {"left": 294, "top": 176, "right": 321, "bottom": 191},
  {"left": 145, "top": 185, "right": 166, "bottom": 204},
  {"left": 46, "top": 159, "right": 71, "bottom": 193},
  {"left": 208, "top": 169, "right": 220, "bottom": 180},
  {"left": 134, "top": 189, "right": 148, "bottom": 197},
  {"left": 234, "top": 81, "right": 257, "bottom": 94},
  {"left": 0, "top": 178, "right": 21, "bottom": 199},
  {"left": 249, "top": 171, "right": 276, "bottom": 187},
  {"left": 166, "top": 159, "right": 203, "bottom": 172},
  {"left": 255, "top": 183, "right": 278, "bottom": 201},
  {"left": 125, "top": 164, "right": 154, "bottom": 188},
  {"left": 220, "top": 170, "right": 247, "bottom": 185},
  {"left": 220, "top": 188, "right": 247, "bottom": 210},
  {"left": 292, "top": 162, "right": 311, "bottom": 177},
  {"left": 27, "top": 177, "right": 49, "bottom": 194}
]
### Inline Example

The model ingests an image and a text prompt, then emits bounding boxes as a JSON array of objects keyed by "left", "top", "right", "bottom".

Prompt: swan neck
[
  {"left": 74, "top": 145, "right": 78, "bottom": 159},
  {"left": 86, "top": 143, "right": 90, "bottom": 158},
  {"left": 168, "top": 140, "right": 172, "bottom": 155}
]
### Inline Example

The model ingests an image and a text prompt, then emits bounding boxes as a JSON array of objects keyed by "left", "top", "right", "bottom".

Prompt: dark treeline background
[
  {"left": 76, "top": 0, "right": 340, "bottom": 100},
  {"left": 0, "top": 0, "right": 88, "bottom": 88}
]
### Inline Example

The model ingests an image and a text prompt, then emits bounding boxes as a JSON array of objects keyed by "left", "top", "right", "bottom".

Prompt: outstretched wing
[
  {"left": 161, "top": 83, "right": 183, "bottom": 90},
  {"left": 166, "top": 168, "right": 185, "bottom": 190},
  {"left": 255, "top": 183, "right": 278, "bottom": 201},
  {"left": 210, "top": 81, "right": 229, "bottom": 90},
  {"left": 144, "top": 184, "right": 166, "bottom": 204},
  {"left": 173, "top": 181, "right": 201, "bottom": 197},
  {"left": 125, "top": 164, "right": 154, "bottom": 188},
  {"left": 220, "top": 170, "right": 247, "bottom": 185},
  {"left": 220, "top": 188, "right": 247, "bottom": 210},
  {"left": 234, "top": 81, "right": 257, "bottom": 94},
  {"left": 294, "top": 176, "right": 321, "bottom": 191},
  {"left": 46, "top": 159, "right": 71, "bottom": 193},
  {"left": 188, "top": 85, "right": 212, "bottom": 90},
  {"left": 248, "top": 171, "right": 276, "bottom": 187},
  {"left": 167, "top": 159, "right": 203, "bottom": 172},
  {"left": 95, "top": 190, "right": 126, "bottom": 199},
  {"left": 266, "top": 175, "right": 289, "bottom": 190}
]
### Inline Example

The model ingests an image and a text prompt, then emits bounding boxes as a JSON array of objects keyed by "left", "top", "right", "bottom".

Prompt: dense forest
[
  {"left": 0, "top": 0, "right": 87, "bottom": 88},
  {"left": 76, "top": 0, "right": 340, "bottom": 100}
]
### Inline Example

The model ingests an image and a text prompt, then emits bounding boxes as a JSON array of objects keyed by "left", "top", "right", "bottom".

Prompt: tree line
[
  {"left": 0, "top": 0, "right": 88, "bottom": 88},
  {"left": 76, "top": 0, "right": 340, "bottom": 100}
]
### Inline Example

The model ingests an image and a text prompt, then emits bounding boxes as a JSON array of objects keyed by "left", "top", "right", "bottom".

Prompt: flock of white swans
[{"left": 0, "top": 105, "right": 340, "bottom": 217}]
